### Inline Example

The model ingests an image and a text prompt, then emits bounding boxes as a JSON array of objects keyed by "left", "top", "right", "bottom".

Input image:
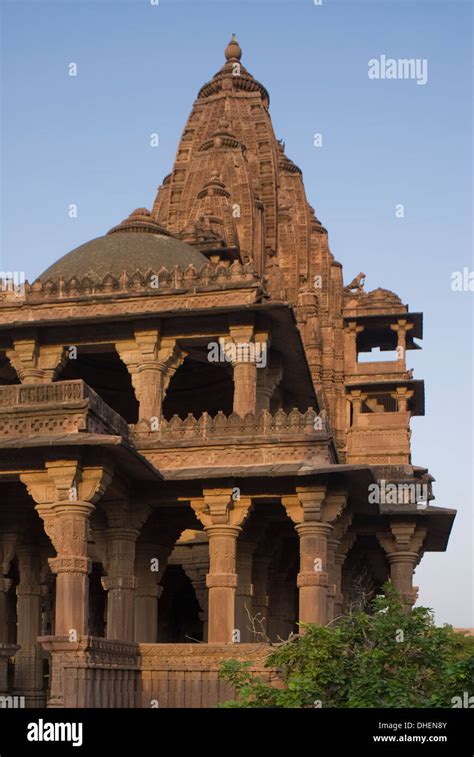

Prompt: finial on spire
[{"left": 225, "top": 33, "right": 242, "bottom": 62}]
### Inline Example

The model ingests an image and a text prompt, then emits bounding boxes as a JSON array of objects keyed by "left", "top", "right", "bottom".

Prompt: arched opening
[
  {"left": 240, "top": 501, "right": 299, "bottom": 642},
  {"left": 163, "top": 356, "right": 233, "bottom": 420},
  {"left": 58, "top": 346, "right": 138, "bottom": 423},
  {"left": 157, "top": 564, "right": 203, "bottom": 642}
]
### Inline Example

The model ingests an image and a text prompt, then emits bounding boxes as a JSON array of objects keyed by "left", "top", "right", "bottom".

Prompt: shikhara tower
[{"left": 0, "top": 37, "right": 454, "bottom": 708}]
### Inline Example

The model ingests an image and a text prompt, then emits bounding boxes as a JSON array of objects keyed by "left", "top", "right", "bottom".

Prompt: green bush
[{"left": 218, "top": 585, "right": 474, "bottom": 708}]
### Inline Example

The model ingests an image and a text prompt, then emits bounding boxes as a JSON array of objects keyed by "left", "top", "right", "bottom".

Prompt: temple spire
[{"left": 225, "top": 33, "right": 242, "bottom": 62}]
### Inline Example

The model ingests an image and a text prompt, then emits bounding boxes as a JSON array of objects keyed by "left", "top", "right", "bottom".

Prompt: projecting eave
[
  {"left": 161, "top": 462, "right": 378, "bottom": 513},
  {"left": 379, "top": 503, "right": 456, "bottom": 551},
  {"left": 0, "top": 433, "right": 163, "bottom": 482}
]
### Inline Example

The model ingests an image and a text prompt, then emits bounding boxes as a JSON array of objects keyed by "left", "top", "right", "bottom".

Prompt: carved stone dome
[{"left": 38, "top": 209, "right": 208, "bottom": 283}]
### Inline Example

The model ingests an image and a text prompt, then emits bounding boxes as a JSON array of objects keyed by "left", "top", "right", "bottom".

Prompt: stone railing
[
  {"left": 132, "top": 407, "right": 329, "bottom": 441},
  {"left": 40, "top": 636, "right": 140, "bottom": 708},
  {"left": 0, "top": 261, "right": 261, "bottom": 303},
  {"left": 139, "top": 643, "right": 276, "bottom": 708},
  {"left": 0, "top": 380, "right": 129, "bottom": 439}
]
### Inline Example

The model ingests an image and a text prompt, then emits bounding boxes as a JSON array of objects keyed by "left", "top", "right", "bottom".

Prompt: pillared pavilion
[{"left": 0, "top": 36, "right": 454, "bottom": 708}]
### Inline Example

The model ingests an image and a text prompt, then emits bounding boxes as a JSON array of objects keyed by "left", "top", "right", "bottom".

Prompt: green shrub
[{"left": 219, "top": 585, "right": 474, "bottom": 708}]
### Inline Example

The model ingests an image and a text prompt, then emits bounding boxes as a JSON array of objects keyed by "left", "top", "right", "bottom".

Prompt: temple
[{"left": 0, "top": 36, "right": 455, "bottom": 708}]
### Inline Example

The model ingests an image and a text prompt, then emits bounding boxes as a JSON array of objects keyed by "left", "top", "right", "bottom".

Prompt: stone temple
[{"left": 0, "top": 36, "right": 455, "bottom": 708}]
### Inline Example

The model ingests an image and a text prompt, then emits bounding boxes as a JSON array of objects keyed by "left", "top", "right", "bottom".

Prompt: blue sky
[{"left": 1, "top": 0, "right": 472, "bottom": 625}]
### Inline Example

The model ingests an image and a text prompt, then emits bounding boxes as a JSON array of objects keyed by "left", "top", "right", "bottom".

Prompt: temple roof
[{"left": 38, "top": 209, "right": 208, "bottom": 284}]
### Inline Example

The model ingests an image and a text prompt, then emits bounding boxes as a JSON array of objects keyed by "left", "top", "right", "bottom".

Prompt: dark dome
[{"left": 38, "top": 209, "right": 208, "bottom": 283}]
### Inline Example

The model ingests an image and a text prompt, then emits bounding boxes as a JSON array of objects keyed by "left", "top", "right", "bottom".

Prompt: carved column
[
  {"left": 377, "top": 522, "right": 427, "bottom": 610},
  {"left": 326, "top": 510, "right": 353, "bottom": 622},
  {"left": 256, "top": 364, "right": 282, "bottom": 413},
  {"left": 178, "top": 542, "right": 210, "bottom": 642},
  {"left": 191, "top": 490, "right": 252, "bottom": 643},
  {"left": 21, "top": 460, "right": 112, "bottom": 637},
  {"left": 283, "top": 485, "right": 348, "bottom": 629},
  {"left": 117, "top": 328, "right": 183, "bottom": 425},
  {"left": 390, "top": 319, "right": 413, "bottom": 366},
  {"left": 14, "top": 546, "right": 45, "bottom": 706},
  {"left": 134, "top": 542, "right": 168, "bottom": 643},
  {"left": 0, "top": 533, "right": 16, "bottom": 643},
  {"left": 48, "top": 501, "right": 95, "bottom": 636},
  {"left": 0, "top": 579, "right": 12, "bottom": 644},
  {"left": 334, "top": 532, "right": 356, "bottom": 618},
  {"left": 102, "top": 528, "right": 139, "bottom": 641},
  {"left": 343, "top": 322, "right": 364, "bottom": 373},
  {"left": 295, "top": 521, "right": 332, "bottom": 626},
  {"left": 235, "top": 540, "right": 255, "bottom": 642},
  {"left": 226, "top": 324, "right": 260, "bottom": 417},
  {"left": 101, "top": 501, "right": 150, "bottom": 642}
]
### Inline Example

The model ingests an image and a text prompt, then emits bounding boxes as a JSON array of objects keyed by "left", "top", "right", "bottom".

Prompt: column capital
[
  {"left": 295, "top": 521, "right": 333, "bottom": 538},
  {"left": 205, "top": 524, "right": 242, "bottom": 540},
  {"left": 377, "top": 522, "right": 427, "bottom": 557},
  {"left": 283, "top": 483, "right": 347, "bottom": 525},
  {"left": 6, "top": 337, "right": 67, "bottom": 383},
  {"left": 49, "top": 556, "right": 91, "bottom": 576},
  {"left": 21, "top": 461, "right": 113, "bottom": 507},
  {"left": 191, "top": 491, "right": 252, "bottom": 528}
]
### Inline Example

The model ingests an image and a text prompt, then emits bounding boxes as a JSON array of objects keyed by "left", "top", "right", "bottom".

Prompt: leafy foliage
[{"left": 219, "top": 585, "right": 474, "bottom": 708}]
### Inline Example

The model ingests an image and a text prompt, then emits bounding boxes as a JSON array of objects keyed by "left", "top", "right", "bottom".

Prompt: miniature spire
[{"left": 225, "top": 33, "right": 242, "bottom": 62}]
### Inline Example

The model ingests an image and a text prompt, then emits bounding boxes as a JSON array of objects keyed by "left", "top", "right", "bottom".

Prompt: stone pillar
[
  {"left": 377, "top": 522, "right": 427, "bottom": 610},
  {"left": 283, "top": 485, "right": 348, "bottom": 630},
  {"left": 395, "top": 387, "right": 414, "bottom": 413},
  {"left": 232, "top": 361, "right": 257, "bottom": 417},
  {"left": 334, "top": 532, "right": 356, "bottom": 618},
  {"left": 255, "top": 364, "right": 282, "bottom": 414},
  {"left": 191, "top": 491, "right": 252, "bottom": 644},
  {"left": 327, "top": 512, "right": 353, "bottom": 622},
  {"left": 181, "top": 563, "right": 209, "bottom": 642},
  {"left": 390, "top": 319, "right": 413, "bottom": 366},
  {"left": 295, "top": 522, "right": 332, "bottom": 626},
  {"left": 252, "top": 554, "right": 271, "bottom": 635},
  {"left": 326, "top": 537, "right": 339, "bottom": 623},
  {"left": 47, "top": 501, "right": 95, "bottom": 636},
  {"left": 21, "top": 460, "right": 113, "bottom": 639},
  {"left": 206, "top": 525, "right": 241, "bottom": 643},
  {"left": 349, "top": 390, "right": 366, "bottom": 427},
  {"left": 235, "top": 540, "right": 255, "bottom": 642},
  {"left": 134, "top": 544, "right": 161, "bottom": 643},
  {"left": 137, "top": 363, "right": 166, "bottom": 423},
  {"left": 102, "top": 528, "right": 139, "bottom": 642},
  {"left": 14, "top": 547, "right": 45, "bottom": 706},
  {"left": 387, "top": 553, "right": 420, "bottom": 607},
  {"left": 344, "top": 322, "right": 364, "bottom": 372},
  {"left": 99, "top": 500, "right": 150, "bottom": 642},
  {"left": 225, "top": 323, "right": 260, "bottom": 417},
  {"left": 117, "top": 331, "right": 183, "bottom": 426},
  {"left": 0, "top": 578, "right": 12, "bottom": 643}
]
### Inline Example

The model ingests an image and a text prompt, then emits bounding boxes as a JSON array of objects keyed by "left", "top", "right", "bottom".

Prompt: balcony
[
  {"left": 132, "top": 408, "right": 335, "bottom": 472},
  {"left": 0, "top": 380, "right": 129, "bottom": 439}
]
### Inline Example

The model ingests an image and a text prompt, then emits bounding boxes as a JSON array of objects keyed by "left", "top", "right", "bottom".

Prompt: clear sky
[{"left": 1, "top": 0, "right": 472, "bottom": 626}]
